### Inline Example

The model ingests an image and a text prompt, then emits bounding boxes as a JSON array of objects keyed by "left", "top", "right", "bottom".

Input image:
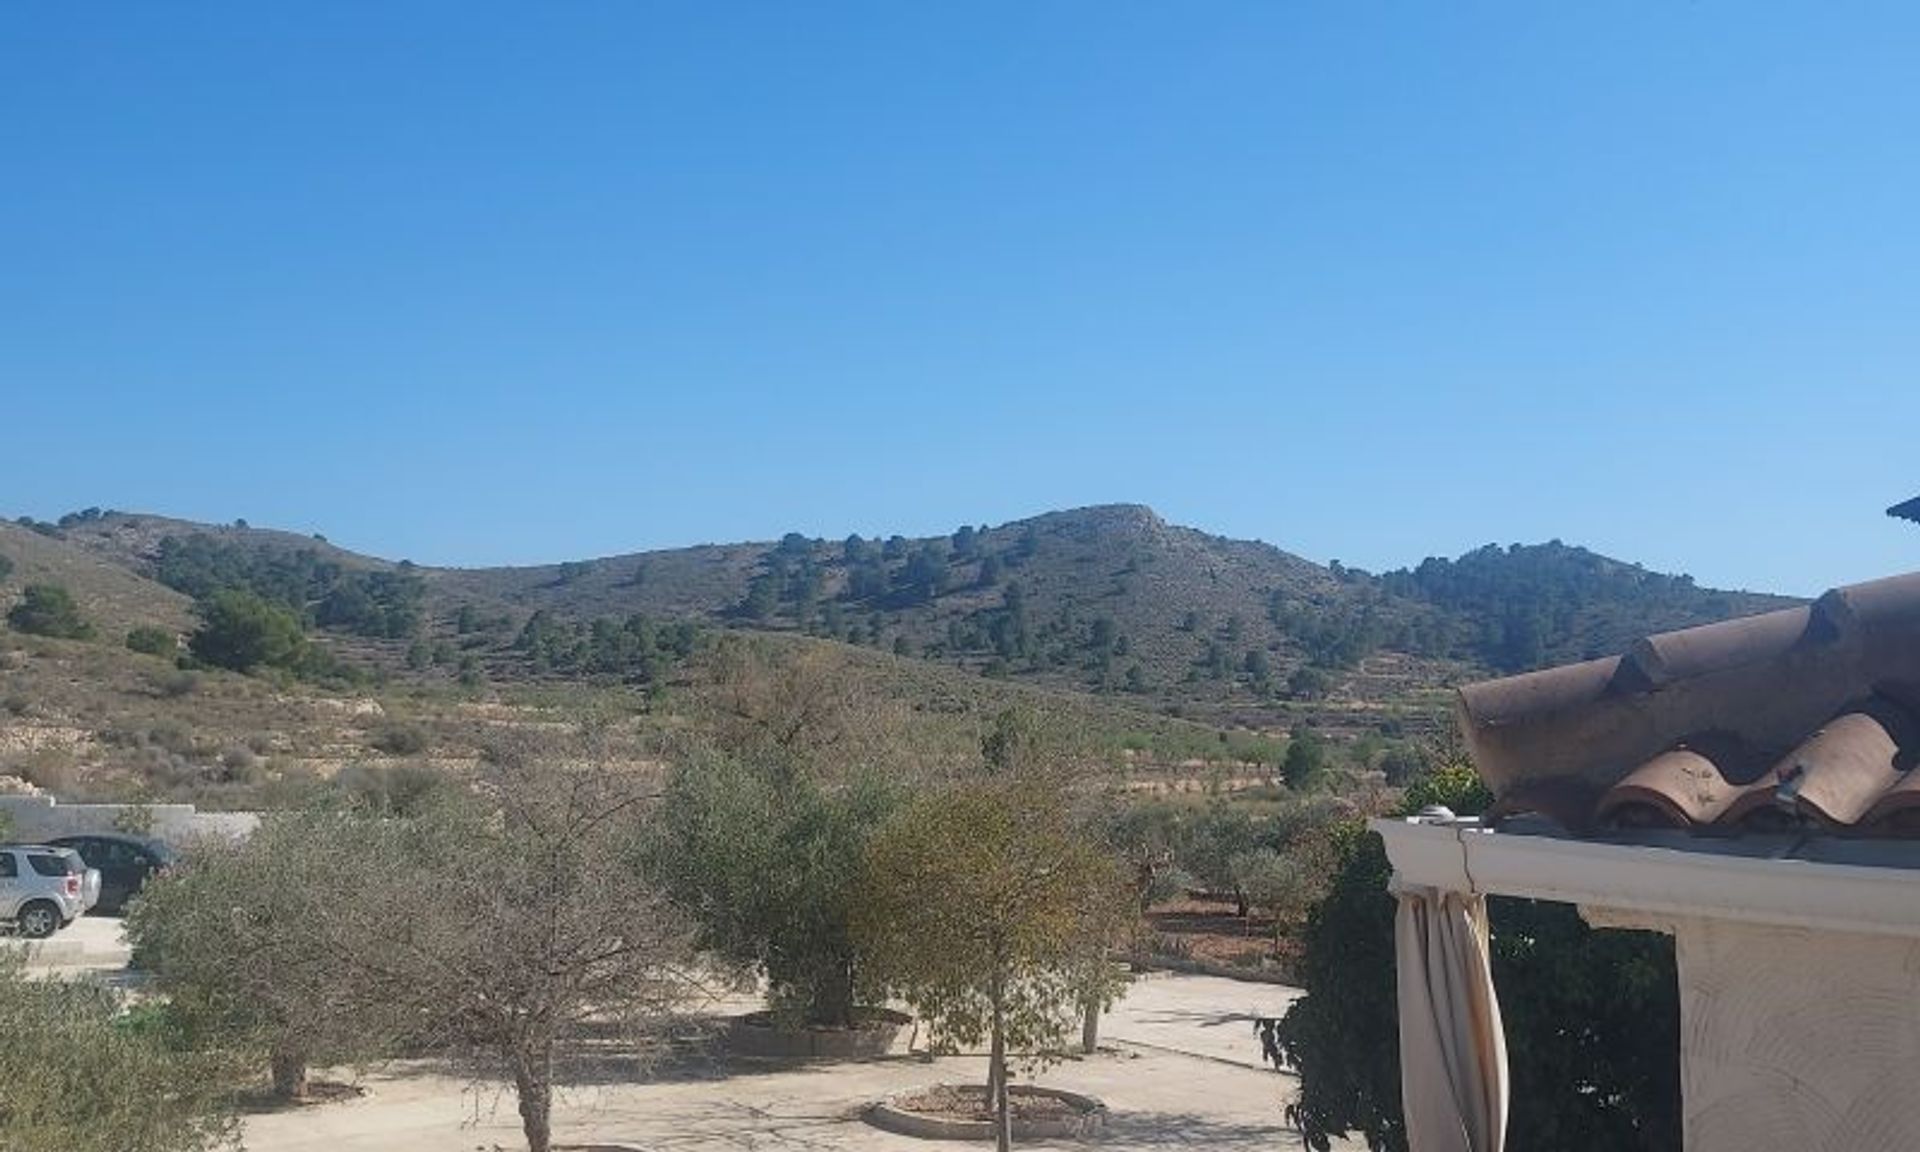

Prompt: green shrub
[
  {"left": 332, "top": 762, "right": 449, "bottom": 816},
  {"left": 0, "top": 954, "right": 236, "bottom": 1150},
  {"left": 217, "top": 746, "right": 259, "bottom": 783},
  {"left": 188, "top": 590, "right": 306, "bottom": 673},
  {"left": 6, "top": 583, "right": 93, "bottom": 640},
  {"left": 149, "top": 669, "right": 201, "bottom": 699},
  {"left": 369, "top": 723, "right": 429, "bottom": 757},
  {"left": 127, "top": 625, "right": 179, "bottom": 657}
]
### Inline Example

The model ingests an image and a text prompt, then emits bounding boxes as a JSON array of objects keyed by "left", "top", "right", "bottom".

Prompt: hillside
[
  {"left": 424, "top": 504, "right": 1415, "bottom": 716},
  {"left": 0, "top": 502, "right": 1798, "bottom": 804},
  {"left": 411, "top": 504, "right": 1790, "bottom": 724},
  {"left": 0, "top": 518, "right": 195, "bottom": 638},
  {"left": 20, "top": 504, "right": 1798, "bottom": 722}
]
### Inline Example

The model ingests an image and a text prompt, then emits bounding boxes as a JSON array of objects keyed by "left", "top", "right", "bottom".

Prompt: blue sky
[{"left": 4, "top": 4, "right": 1917, "bottom": 595}]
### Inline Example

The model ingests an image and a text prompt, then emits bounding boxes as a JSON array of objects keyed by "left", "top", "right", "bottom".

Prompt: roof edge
[
  {"left": 1374, "top": 817, "right": 1920, "bottom": 937},
  {"left": 1458, "top": 570, "right": 1920, "bottom": 797}
]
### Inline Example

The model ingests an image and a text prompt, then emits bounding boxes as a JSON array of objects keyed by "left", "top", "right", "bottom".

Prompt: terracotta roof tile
[
  {"left": 1597, "top": 749, "right": 1748, "bottom": 828},
  {"left": 1459, "top": 570, "right": 1920, "bottom": 837}
]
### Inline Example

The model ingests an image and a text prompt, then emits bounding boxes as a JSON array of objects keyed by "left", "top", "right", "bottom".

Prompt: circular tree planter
[
  {"left": 726, "top": 1007, "right": 912, "bottom": 1060},
  {"left": 866, "top": 1084, "right": 1107, "bottom": 1141}
]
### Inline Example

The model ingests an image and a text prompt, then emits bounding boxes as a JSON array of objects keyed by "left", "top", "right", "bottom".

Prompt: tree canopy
[
  {"left": 855, "top": 772, "right": 1129, "bottom": 1152},
  {"left": 188, "top": 590, "right": 308, "bottom": 673},
  {"left": 1381, "top": 541, "right": 1757, "bottom": 673},
  {"left": 128, "top": 734, "right": 693, "bottom": 1152},
  {"left": 153, "top": 534, "right": 423, "bottom": 639},
  {"left": 656, "top": 752, "right": 897, "bottom": 1026},
  {"left": 1282, "top": 725, "right": 1329, "bottom": 791},
  {"left": 126, "top": 808, "right": 405, "bottom": 1100}
]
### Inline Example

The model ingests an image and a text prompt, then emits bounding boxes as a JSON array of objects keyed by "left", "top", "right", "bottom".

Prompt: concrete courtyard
[
  {"left": 21, "top": 918, "right": 1355, "bottom": 1151},
  {"left": 243, "top": 973, "right": 1342, "bottom": 1151}
]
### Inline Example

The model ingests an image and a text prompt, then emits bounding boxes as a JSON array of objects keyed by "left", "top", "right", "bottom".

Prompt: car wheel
[{"left": 17, "top": 901, "right": 60, "bottom": 939}]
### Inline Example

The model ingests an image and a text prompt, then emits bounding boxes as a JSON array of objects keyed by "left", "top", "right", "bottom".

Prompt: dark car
[{"left": 45, "top": 833, "right": 175, "bottom": 915}]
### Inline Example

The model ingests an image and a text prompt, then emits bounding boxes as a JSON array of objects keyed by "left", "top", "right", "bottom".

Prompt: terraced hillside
[{"left": 0, "top": 503, "right": 1797, "bottom": 805}]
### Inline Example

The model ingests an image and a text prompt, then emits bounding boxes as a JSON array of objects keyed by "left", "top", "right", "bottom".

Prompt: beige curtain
[{"left": 1395, "top": 883, "right": 1507, "bottom": 1152}]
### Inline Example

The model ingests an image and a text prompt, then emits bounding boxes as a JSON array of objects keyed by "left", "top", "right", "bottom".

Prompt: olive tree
[
  {"left": 1181, "top": 801, "right": 1262, "bottom": 916},
  {"left": 656, "top": 751, "right": 897, "bottom": 1027},
  {"left": 1103, "top": 799, "right": 1193, "bottom": 920},
  {"left": 1229, "top": 848, "right": 1310, "bottom": 928},
  {"left": 132, "top": 735, "right": 695, "bottom": 1152},
  {"left": 855, "top": 773, "right": 1130, "bottom": 1152},
  {"left": 0, "top": 953, "right": 236, "bottom": 1151},
  {"left": 127, "top": 809, "right": 411, "bottom": 1099}
]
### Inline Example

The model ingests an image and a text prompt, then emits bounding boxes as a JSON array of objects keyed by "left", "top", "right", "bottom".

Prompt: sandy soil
[{"left": 242, "top": 971, "right": 1354, "bottom": 1151}]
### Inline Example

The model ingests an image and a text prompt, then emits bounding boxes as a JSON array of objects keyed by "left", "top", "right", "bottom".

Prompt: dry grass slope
[{"left": 0, "top": 521, "right": 194, "bottom": 638}]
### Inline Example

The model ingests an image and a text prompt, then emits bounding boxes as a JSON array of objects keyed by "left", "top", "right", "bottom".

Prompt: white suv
[{"left": 0, "top": 845, "right": 101, "bottom": 938}]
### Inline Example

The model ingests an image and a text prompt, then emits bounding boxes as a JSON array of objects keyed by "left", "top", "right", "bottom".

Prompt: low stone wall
[
  {"left": 0, "top": 796, "right": 258, "bottom": 848},
  {"left": 727, "top": 1009, "right": 912, "bottom": 1060},
  {"left": 1123, "top": 951, "right": 1301, "bottom": 986},
  {"left": 866, "top": 1085, "right": 1107, "bottom": 1141}
]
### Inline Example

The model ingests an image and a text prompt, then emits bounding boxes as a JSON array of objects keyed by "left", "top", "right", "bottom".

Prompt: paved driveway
[
  {"left": 3, "top": 913, "right": 131, "bottom": 973},
  {"left": 1102, "top": 970, "right": 1303, "bottom": 1067}
]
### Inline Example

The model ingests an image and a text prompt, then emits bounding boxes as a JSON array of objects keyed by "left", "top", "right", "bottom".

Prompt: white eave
[{"left": 1372, "top": 816, "right": 1920, "bottom": 940}]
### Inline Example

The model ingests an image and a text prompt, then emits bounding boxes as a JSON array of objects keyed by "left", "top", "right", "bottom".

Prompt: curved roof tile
[{"left": 1461, "top": 570, "right": 1920, "bottom": 837}]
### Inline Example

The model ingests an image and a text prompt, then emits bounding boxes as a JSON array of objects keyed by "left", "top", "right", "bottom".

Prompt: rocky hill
[{"left": 0, "top": 504, "right": 1796, "bottom": 804}]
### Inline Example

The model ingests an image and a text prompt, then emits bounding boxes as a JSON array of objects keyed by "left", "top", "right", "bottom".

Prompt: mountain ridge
[
  {"left": 0, "top": 502, "right": 1806, "bottom": 807},
  {"left": 11, "top": 503, "right": 1797, "bottom": 717}
]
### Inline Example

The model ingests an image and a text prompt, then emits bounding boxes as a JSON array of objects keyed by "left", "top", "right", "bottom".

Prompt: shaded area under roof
[{"left": 1456, "top": 571, "right": 1920, "bottom": 837}]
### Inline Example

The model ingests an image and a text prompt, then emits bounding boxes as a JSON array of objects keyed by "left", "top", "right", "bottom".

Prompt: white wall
[
  {"left": 1673, "top": 916, "right": 1920, "bottom": 1152},
  {"left": 0, "top": 795, "right": 257, "bottom": 847}
]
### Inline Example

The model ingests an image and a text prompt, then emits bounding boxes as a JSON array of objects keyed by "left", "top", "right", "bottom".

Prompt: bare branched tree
[
  {"left": 696, "top": 639, "right": 894, "bottom": 771},
  {"left": 336, "top": 734, "right": 695, "bottom": 1152},
  {"left": 137, "top": 729, "right": 696, "bottom": 1152}
]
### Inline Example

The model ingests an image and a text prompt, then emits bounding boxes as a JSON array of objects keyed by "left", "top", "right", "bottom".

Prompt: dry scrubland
[
  {"left": 0, "top": 506, "right": 1773, "bottom": 1152},
  {"left": 0, "top": 503, "right": 1785, "bottom": 811}
]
